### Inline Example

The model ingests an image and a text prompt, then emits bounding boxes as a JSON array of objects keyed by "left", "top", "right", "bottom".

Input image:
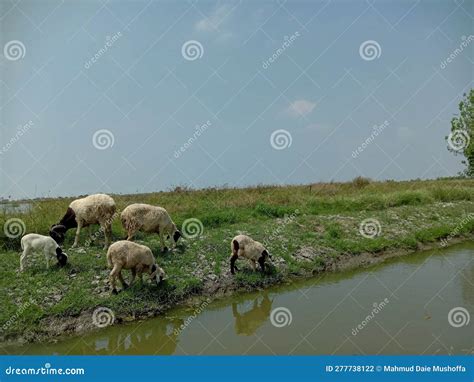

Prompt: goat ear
[
  {"left": 173, "top": 230, "right": 182, "bottom": 242},
  {"left": 58, "top": 252, "right": 68, "bottom": 266},
  {"left": 150, "top": 264, "right": 158, "bottom": 278}
]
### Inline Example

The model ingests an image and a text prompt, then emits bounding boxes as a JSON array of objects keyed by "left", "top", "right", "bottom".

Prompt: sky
[{"left": 0, "top": 0, "right": 473, "bottom": 200}]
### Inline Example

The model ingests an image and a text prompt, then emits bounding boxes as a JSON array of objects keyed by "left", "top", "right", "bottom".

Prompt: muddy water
[
  {"left": 0, "top": 202, "right": 32, "bottom": 214},
  {"left": 4, "top": 244, "right": 473, "bottom": 355}
]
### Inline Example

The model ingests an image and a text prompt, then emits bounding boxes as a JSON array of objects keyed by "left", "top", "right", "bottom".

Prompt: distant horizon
[{"left": 1, "top": 175, "right": 468, "bottom": 203}]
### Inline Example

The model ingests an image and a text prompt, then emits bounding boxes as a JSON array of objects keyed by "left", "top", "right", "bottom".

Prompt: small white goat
[
  {"left": 230, "top": 234, "right": 271, "bottom": 275},
  {"left": 106, "top": 240, "right": 165, "bottom": 294},
  {"left": 120, "top": 203, "right": 181, "bottom": 252},
  {"left": 20, "top": 233, "right": 68, "bottom": 272}
]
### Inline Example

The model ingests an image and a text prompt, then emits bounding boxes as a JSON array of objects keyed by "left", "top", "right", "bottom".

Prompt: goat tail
[{"left": 106, "top": 251, "right": 112, "bottom": 268}]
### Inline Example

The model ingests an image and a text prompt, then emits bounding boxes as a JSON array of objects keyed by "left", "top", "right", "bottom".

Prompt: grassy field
[{"left": 1, "top": 177, "right": 474, "bottom": 343}]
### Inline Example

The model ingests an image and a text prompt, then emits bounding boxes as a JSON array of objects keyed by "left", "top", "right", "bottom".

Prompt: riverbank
[
  {"left": 4, "top": 242, "right": 472, "bottom": 355},
  {"left": 1, "top": 178, "right": 474, "bottom": 344}
]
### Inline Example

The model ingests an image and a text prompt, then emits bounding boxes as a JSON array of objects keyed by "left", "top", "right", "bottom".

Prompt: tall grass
[{"left": 1, "top": 178, "right": 473, "bottom": 251}]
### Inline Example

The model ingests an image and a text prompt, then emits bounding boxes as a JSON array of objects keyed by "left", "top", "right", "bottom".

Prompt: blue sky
[{"left": 0, "top": 0, "right": 473, "bottom": 199}]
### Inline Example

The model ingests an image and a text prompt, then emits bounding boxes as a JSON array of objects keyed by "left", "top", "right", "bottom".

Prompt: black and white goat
[{"left": 20, "top": 233, "right": 68, "bottom": 271}]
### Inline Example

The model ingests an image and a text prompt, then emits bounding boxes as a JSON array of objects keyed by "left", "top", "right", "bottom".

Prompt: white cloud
[
  {"left": 195, "top": 4, "right": 233, "bottom": 32},
  {"left": 286, "top": 99, "right": 316, "bottom": 118}
]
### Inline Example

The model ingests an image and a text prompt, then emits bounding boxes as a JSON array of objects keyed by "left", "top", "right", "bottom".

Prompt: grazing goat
[
  {"left": 20, "top": 233, "right": 68, "bottom": 271},
  {"left": 106, "top": 240, "right": 165, "bottom": 294},
  {"left": 120, "top": 203, "right": 181, "bottom": 252},
  {"left": 50, "top": 193, "right": 116, "bottom": 249},
  {"left": 230, "top": 234, "right": 271, "bottom": 275}
]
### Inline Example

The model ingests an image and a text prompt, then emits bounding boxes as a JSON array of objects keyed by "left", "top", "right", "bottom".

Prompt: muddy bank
[{"left": 5, "top": 234, "right": 472, "bottom": 346}]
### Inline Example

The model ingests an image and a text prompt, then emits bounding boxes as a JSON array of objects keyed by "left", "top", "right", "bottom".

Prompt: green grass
[{"left": 1, "top": 177, "right": 474, "bottom": 342}]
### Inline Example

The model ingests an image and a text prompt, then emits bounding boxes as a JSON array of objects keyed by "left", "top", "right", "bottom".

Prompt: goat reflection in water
[
  {"left": 92, "top": 293, "right": 273, "bottom": 354},
  {"left": 93, "top": 318, "right": 184, "bottom": 355},
  {"left": 231, "top": 292, "right": 273, "bottom": 336}
]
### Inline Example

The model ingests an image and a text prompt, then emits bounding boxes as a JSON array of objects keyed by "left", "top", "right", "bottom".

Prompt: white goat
[
  {"left": 106, "top": 240, "right": 165, "bottom": 294},
  {"left": 120, "top": 203, "right": 181, "bottom": 252},
  {"left": 20, "top": 233, "right": 68, "bottom": 271},
  {"left": 230, "top": 234, "right": 271, "bottom": 275},
  {"left": 50, "top": 193, "right": 116, "bottom": 249}
]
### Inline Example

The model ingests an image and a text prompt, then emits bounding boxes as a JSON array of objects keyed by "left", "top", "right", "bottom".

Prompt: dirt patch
[{"left": 292, "top": 245, "right": 337, "bottom": 263}]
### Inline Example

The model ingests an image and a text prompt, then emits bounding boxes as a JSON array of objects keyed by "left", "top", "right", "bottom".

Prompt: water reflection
[
  {"left": 461, "top": 260, "right": 474, "bottom": 303},
  {"left": 232, "top": 292, "right": 273, "bottom": 336},
  {"left": 92, "top": 318, "right": 184, "bottom": 355},
  {"left": 0, "top": 202, "right": 32, "bottom": 213},
  {"left": 3, "top": 244, "right": 473, "bottom": 355}
]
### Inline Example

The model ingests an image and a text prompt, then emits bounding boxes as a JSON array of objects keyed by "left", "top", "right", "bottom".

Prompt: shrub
[
  {"left": 385, "top": 191, "right": 432, "bottom": 207},
  {"left": 431, "top": 187, "right": 472, "bottom": 202},
  {"left": 351, "top": 176, "right": 371, "bottom": 189},
  {"left": 253, "top": 203, "right": 293, "bottom": 218}
]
